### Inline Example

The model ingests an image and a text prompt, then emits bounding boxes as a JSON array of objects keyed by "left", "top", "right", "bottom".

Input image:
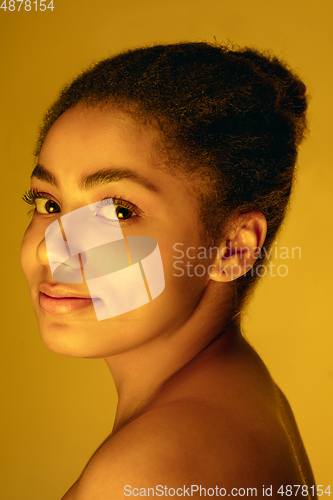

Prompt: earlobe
[{"left": 209, "top": 211, "right": 267, "bottom": 283}]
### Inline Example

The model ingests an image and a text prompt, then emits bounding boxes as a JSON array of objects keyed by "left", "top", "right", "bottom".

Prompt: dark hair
[{"left": 35, "top": 42, "right": 308, "bottom": 311}]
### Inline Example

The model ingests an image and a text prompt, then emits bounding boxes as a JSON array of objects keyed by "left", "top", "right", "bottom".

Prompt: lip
[
  {"left": 38, "top": 282, "right": 99, "bottom": 314},
  {"left": 39, "top": 282, "right": 93, "bottom": 299},
  {"left": 39, "top": 292, "right": 100, "bottom": 314}
]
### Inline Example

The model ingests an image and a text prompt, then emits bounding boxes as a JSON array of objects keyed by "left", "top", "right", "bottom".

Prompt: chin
[
  {"left": 37, "top": 319, "right": 93, "bottom": 357},
  {"left": 34, "top": 308, "right": 149, "bottom": 358}
]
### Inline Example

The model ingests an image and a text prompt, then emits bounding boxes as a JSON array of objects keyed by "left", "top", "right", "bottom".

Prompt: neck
[{"left": 104, "top": 281, "right": 241, "bottom": 433}]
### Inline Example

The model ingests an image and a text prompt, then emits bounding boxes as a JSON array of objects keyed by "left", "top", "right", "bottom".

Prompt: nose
[
  {"left": 36, "top": 237, "right": 50, "bottom": 267},
  {"left": 37, "top": 220, "right": 84, "bottom": 283}
]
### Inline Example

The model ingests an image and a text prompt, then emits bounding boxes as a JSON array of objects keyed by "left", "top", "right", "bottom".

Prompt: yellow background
[{"left": 1, "top": 0, "right": 332, "bottom": 498}]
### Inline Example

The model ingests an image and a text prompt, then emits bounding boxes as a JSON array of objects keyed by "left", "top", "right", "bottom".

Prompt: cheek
[{"left": 159, "top": 244, "right": 209, "bottom": 314}]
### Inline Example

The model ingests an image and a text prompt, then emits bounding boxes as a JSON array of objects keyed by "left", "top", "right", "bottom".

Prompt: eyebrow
[{"left": 31, "top": 164, "right": 159, "bottom": 193}]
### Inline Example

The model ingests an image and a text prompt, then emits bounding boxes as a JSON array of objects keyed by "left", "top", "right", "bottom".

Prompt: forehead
[{"left": 39, "top": 105, "right": 161, "bottom": 174}]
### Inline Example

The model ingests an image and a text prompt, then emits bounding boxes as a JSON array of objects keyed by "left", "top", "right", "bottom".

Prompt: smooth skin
[{"left": 20, "top": 105, "right": 317, "bottom": 499}]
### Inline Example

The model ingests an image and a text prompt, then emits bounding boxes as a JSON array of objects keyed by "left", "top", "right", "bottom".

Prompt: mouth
[
  {"left": 39, "top": 292, "right": 100, "bottom": 314},
  {"left": 38, "top": 283, "right": 100, "bottom": 314}
]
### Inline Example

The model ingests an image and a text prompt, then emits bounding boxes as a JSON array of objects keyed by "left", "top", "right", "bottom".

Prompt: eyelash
[
  {"left": 22, "top": 189, "right": 52, "bottom": 216},
  {"left": 22, "top": 189, "right": 143, "bottom": 222}
]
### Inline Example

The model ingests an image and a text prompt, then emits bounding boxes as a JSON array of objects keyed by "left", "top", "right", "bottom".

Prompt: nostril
[{"left": 52, "top": 255, "right": 84, "bottom": 284}]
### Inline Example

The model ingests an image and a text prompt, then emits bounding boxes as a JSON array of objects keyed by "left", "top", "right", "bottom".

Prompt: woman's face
[{"left": 20, "top": 105, "right": 213, "bottom": 358}]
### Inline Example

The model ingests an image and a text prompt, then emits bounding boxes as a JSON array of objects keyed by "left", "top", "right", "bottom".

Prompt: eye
[
  {"left": 35, "top": 198, "right": 60, "bottom": 214},
  {"left": 96, "top": 197, "right": 141, "bottom": 223},
  {"left": 22, "top": 189, "right": 61, "bottom": 215},
  {"left": 115, "top": 205, "right": 133, "bottom": 220}
]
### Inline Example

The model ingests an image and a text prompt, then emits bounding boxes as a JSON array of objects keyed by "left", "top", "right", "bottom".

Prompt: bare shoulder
[{"left": 64, "top": 396, "right": 313, "bottom": 500}]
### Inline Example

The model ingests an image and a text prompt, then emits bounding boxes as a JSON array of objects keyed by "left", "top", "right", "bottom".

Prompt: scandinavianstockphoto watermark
[{"left": 172, "top": 242, "right": 302, "bottom": 278}]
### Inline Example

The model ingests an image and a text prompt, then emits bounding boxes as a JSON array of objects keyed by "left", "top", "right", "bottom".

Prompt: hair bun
[{"left": 234, "top": 49, "right": 308, "bottom": 142}]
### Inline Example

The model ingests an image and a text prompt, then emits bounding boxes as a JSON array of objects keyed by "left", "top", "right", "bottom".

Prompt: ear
[{"left": 209, "top": 211, "right": 267, "bottom": 282}]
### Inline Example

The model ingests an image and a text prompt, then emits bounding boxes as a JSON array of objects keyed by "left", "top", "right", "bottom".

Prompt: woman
[{"left": 20, "top": 42, "right": 317, "bottom": 498}]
